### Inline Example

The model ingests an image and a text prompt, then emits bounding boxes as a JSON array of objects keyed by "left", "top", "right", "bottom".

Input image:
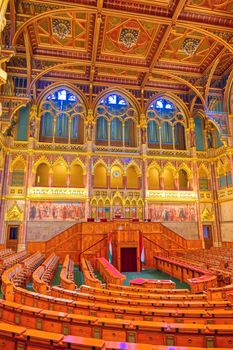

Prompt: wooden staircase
[{"left": 26, "top": 221, "right": 200, "bottom": 266}]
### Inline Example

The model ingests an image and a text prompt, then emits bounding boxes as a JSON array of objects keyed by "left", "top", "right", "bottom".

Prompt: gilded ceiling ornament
[
  {"left": 213, "top": 31, "right": 233, "bottom": 43},
  {"left": 119, "top": 28, "right": 139, "bottom": 49},
  {"left": 52, "top": 19, "right": 71, "bottom": 40},
  {"left": 181, "top": 38, "right": 200, "bottom": 56}
]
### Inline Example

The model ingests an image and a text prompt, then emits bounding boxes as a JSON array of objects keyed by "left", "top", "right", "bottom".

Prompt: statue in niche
[
  {"left": 3, "top": 116, "right": 16, "bottom": 137},
  {"left": 190, "top": 127, "right": 196, "bottom": 148},
  {"left": 86, "top": 109, "right": 94, "bottom": 141},
  {"left": 140, "top": 114, "right": 147, "bottom": 144},
  {"left": 207, "top": 129, "right": 213, "bottom": 148},
  {"left": 29, "top": 105, "right": 37, "bottom": 138}
]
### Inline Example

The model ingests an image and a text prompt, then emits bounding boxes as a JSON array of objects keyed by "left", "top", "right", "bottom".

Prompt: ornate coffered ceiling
[{"left": 2, "top": 0, "right": 233, "bottom": 100}]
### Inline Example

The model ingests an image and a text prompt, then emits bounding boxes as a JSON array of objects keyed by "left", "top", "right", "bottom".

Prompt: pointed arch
[
  {"left": 110, "top": 159, "right": 124, "bottom": 172},
  {"left": 36, "top": 82, "right": 88, "bottom": 112},
  {"left": 10, "top": 155, "right": 27, "bottom": 172},
  {"left": 146, "top": 92, "right": 190, "bottom": 120},
  {"left": 33, "top": 156, "right": 51, "bottom": 174},
  {"left": 93, "top": 158, "right": 108, "bottom": 172},
  {"left": 163, "top": 162, "right": 177, "bottom": 190},
  {"left": 178, "top": 163, "right": 192, "bottom": 179},
  {"left": 93, "top": 160, "right": 107, "bottom": 188},
  {"left": 126, "top": 160, "right": 141, "bottom": 176},
  {"left": 92, "top": 87, "right": 141, "bottom": 115},
  {"left": 52, "top": 156, "right": 68, "bottom": 170},
  {"left": 148, "top": 161, "right": 161, "bottom": 190},
  {"left": 70, "top": 158, "right": 86, "bottom": 175}
]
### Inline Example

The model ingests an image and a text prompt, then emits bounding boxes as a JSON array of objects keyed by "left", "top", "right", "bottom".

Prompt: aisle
[{"left": 123, "top": 268, "right": 190, "bottom": 289}]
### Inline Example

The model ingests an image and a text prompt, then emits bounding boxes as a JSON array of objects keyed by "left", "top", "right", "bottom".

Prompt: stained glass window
[{"left": 39, "top": 88, "right": 85, "bottom": 144}]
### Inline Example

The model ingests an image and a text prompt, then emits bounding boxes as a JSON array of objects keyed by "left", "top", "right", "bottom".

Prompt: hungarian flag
[
  {"left": 140, "top": 234, "right": 145, "bottom": 264},
  {"left": 108, "top": 233, "right": 113, "bottom": 264}
]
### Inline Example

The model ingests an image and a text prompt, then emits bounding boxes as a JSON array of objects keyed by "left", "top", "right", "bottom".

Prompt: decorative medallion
[
  {"left": 181, "top": 38, "right": 200, "bottom": 56},
  {"left": 52, "top": 19, "right": 71, "bottom": 39},
  {"left": 119, "top": 28, "right": 139, "bottom": 48}
]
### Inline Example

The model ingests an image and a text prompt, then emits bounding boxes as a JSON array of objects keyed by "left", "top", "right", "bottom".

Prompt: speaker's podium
[{"left": 110, "top": 229, "right": 141, "bottom": 273}]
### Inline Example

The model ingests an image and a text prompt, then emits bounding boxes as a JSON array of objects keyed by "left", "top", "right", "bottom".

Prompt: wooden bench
[
  {"left": 32, "top": 253, "right": 59, "bottom": 294},
  {"left": 60, "top": 254, "right": 77, "bottom": 290},
  {"left": 81, "top": 258, "right": 102, "bottom": 288}
]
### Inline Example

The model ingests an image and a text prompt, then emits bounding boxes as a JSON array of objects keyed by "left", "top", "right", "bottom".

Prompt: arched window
[
  {"left": 39, "top": 88, "right": 85, "bottom": 144},
  {"left": 146, "top": 98, "right": 186, "bottom": 150},
  {"left": 95, "top": 93, "right": 138, "bottom": 147},
  {"left": 35, "top": 163, "right": 49, "bottom": 187}
]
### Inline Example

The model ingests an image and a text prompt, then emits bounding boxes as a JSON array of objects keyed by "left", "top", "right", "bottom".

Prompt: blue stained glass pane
[
  {"left": 108, "top": 95, "right": 117, "bottom": 104},
  {"left": 58, "top": 90, "right": 67, "bottom": 101}
]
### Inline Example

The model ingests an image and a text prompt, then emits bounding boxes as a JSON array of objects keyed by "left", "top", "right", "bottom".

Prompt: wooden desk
[
  {"left": 24, "top": 329, "right": 64, "bottom": 343},
  {"left": 63, "top": 335, "right": 105, "bottom": 349},
  {"left": 154, "top": 256, "right": 217, "bottom": 293},
  {"left": 98, "top": 258, "right": 126, "bottom": 285}
]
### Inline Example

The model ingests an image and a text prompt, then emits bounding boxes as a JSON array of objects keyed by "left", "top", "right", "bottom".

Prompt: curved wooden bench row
[
  {"left": 0, "top": 250, "right": 29, "bottom": 276},
  {"left": 1, "top": 299, "right": 233, "bottom": 347},
  {"left": 178, "top": 248, "right": 233, "bottom": 281},
  {"left": 13, "top": 286, "right": 233, "bottom": 325},
  {"left": 108, "top": 283, "right": 191, "bottom": 294},
  {"left": 0, "top": 249, "right": 13, "bottom": 259},
  {"left": 81, "top": 258, "right": 102, "bottom": 288},
  {"left": 154, "top": 256, "right": 217, "bottom": 293},
  {"left": 32, "top": 253, "right": 59, "bottom": 294},
  {"left": 207, "top": 284, "right": 233, "bottom": 301},
  {"left": 1, "top": 252, "right": 45, "bottom": 301},
  {"left": 51, "top": 286, "right": 231, "bottom": 309},
  {"left": 173, "top": 255, "right": 232, "bottom": 287},
  {"left": 97, "top": 257, "right": 126, "bottom": 286},
  {"left": 80, "top": 285, "right": 207, "bottom": 301},
  {"left": 60, "top": 255, "right": 77, "bottom": 291},
  {"left": 0, "top": 321, "right": 231, "bottom": 350}
]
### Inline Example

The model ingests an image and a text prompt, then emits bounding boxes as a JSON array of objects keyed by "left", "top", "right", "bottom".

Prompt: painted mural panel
[
  {"left": 148, "top": 203, "right": 196, "bottom": 222},
  {"left": 29, "top": 201, "right": 85, "bottom": 221}
]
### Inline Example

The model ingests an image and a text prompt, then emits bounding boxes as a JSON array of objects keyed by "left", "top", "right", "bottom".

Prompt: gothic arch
[{"left": 92, "top": 87, "right": 141, "bottom": 116}]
